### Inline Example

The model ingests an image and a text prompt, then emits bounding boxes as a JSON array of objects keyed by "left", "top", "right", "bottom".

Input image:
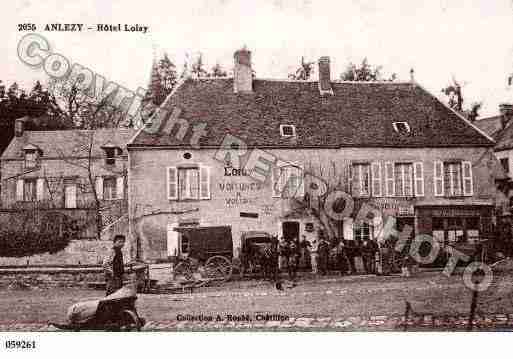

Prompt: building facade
[
  {"left": 0, "top": 119, "right": 136, "bottom": 264},
  {"left": 128, "top": 48, "right": 503, "bottom": 263}
]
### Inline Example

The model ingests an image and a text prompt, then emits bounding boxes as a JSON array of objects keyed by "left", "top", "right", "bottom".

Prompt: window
[
  {"left": 104, "top": 148, "right": 116, "bottom": 165},
  {"left": 273, "top": 164, "right": 304, "bottom": 198},
  {"left": 500, "top": 158, "right": 510, "bottom": 175},
  {"left": 16, "top": 178, "right": 44, "bottom": 202},
  {"left": 24, "top": 149, "right": 38, "bottom": 168},
  {"left": 352, "top": 163, "right": 371, "bottom": 197},
  {"left": 394, "top": 163, "right": 413, "bottom": 197},
  {"left": 180, "top": 235, "right": 190, "bottom": 254},
  {"left": 179, "top": 167, "right": 199, "bottom": 200},
  {"left": 434, "top": 161, "right": 473, "bottom": 197},
  {"left": 103, "top": 177, "right": 117, "bottom": 200},
  {"left": 392, "top": 121, "right": 411, "bottom": 135},
  {"left": 444, "top": 162, "right": 462, "bottom": 197},
  {"left": 432, "top": 217, "right": 480, "bottom": 246},
  {"left": 167, "top": 166, "right": 210, "bottom": 201},
  {"left": 280, "top": 124, "right": 296, "bottom": 137},
  {"left": 23, "top": 179, "right": 37, "bottom": 202},
  {"left": 64, "top": 179, "right": 77, "bottom": 209},
  {"left": 354, "top": 222, "right": 373, "bottom": 242}
]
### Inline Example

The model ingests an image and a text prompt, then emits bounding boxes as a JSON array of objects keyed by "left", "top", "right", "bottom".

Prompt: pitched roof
[
  {"left": 493, "top": 121, "right": 513, "bottom": 151},
  {"left": 474, "top": 115, "right": 504, "bottom": 139},
  {"left": 1, "top": 127, "right": 137, "bottom": 159},
  {"left": 130, "top": 78, "right": 494, "bottom": 148}
]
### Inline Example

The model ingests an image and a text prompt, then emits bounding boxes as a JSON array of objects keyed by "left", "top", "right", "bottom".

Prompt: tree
[
  {"left": 210, "top": 62, "right": 228, "bottom": 77},
  {"left": 158, "top": 53, "right": 178, "bottom": 92},
  {"left": 340, "top": 58, "right": 396, "bottom": 82},
  {"left": 441, "top": 77, "right": 482, "bottom": 122},
  {"left": 0, "top": 80, "right": 70, "bottom": 153},
  {"left": 190, "top": 52, "right": 208, "bottom": 78},
  {"left": 288, "top": 57, "right": 315, "bottom": 80}
]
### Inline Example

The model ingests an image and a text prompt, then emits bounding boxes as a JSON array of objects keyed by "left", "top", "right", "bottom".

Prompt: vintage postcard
[{"left": 1, "top": 0, "right": 513, "bottom": 349}]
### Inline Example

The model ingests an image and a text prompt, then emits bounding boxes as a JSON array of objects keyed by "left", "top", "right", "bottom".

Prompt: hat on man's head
[{"left": 113, "top": 234, "right": 126, "bottom": 242}]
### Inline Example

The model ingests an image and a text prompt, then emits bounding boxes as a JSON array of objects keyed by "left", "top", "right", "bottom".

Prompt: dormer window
[
  {"left": 25, "top": 150, "right": 37, "bottom": 168},
  {"left": 392, "top": 121, "right": 411, "bottom": 135},
  {"left": 101, "top": 142, "right": 121, "bottom": 166},
  {"left": 23, "top": 144, "right": 41, "bottom": 169},
  {"left": 105, "top": 148, "right": 116, "bottom": 165},
  {"left": 280, "top": 124, "right": 296, "bottom": 138}
]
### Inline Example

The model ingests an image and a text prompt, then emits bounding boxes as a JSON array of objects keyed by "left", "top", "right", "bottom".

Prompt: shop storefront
[{"left": 416, "top": 205, "right": 494, "bottom": 262}]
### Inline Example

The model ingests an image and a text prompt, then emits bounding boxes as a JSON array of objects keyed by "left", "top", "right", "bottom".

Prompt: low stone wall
[
  {"left": 0, "top": 264, "right": 148, "bottom": 289},
  {"left": 0, "top": 239, "right": 130, "bottom": 266}
]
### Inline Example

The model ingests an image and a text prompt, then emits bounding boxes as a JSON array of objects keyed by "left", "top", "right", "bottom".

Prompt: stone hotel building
[{"left": 127, "top": 48, "right": 504, "bottom": 262}]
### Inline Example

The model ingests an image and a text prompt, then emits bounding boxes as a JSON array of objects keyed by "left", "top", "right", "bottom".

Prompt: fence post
[
  {"left": 467, "top": 289, "right": 478, "bottom": 331},
  {"left": 403, "top": 301, "right": 411, "bottom": 331}
]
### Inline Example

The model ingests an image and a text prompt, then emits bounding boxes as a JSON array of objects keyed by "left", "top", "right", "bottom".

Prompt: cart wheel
[
  {"left": 119, "top": 310, "right": 142, "bottom": 331},
  {"left": 173, "top": 261, "right": 195, "bottom": 282},
  {"left": 205, "top": 256, "right": 233, "bottom": 282}
]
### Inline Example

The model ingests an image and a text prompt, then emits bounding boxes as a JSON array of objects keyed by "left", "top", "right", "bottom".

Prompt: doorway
[{"left": 282, "top": 221, "right": 300, "bottom": 243}]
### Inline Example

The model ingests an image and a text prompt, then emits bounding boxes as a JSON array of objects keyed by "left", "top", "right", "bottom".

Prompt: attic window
[
  {"left": 24, "top": 149, "right": 38, "bottom": 168},
  {"left": 104, "top": 148, "right": 117, "bottom": 165},
  {"left": 280, "top": 124, "right": 296, "bottom": 138},
  {"left": 392, "top": 121, "right": 411, "bottom": 135}
]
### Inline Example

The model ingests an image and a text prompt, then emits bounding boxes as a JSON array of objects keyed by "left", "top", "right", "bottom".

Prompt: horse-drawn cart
[{"left": 171, "top": 226, "right": 234, "bottom": 285}]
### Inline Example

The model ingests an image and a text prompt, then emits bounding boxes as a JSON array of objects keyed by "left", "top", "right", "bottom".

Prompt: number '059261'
[{"left": 5, "top": 340, "right": 36, "bottom": 349}]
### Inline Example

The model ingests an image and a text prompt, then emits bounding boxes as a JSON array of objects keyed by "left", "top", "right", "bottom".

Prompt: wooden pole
[{"left": 467, "top": 289, "right": 478, "bottom": 331}]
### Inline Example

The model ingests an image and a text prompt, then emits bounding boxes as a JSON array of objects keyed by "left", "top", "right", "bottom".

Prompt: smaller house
[
  {"left": 476, "top": 103, "right": 513, "bottom": 213},
  {"left": 0, "top": 117, "right": 136, "bottom": 265}
]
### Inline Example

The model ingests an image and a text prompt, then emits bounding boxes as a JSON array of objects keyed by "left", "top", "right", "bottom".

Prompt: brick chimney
[
  {"left": 14, "top": 117, "right": 25, "bottom": 137},
  {"left": 318, "top": 56, "right": 333, "bottom": 96},
  {"left": 499, "top": 103, "right": 513, "bottom": 129},
  {"left": 233, "top": 47, "right": 253, "bottom": 93}
]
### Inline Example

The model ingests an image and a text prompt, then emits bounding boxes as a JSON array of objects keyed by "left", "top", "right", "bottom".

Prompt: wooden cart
[{"left": 171, "top": 226, "right": 234, "bottom": 284}]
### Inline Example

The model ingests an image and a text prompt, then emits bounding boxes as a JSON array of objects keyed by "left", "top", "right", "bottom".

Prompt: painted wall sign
[
  {"left": 225, "top": 192, "right": 258, "bottom": 207},
  {"left": 240, "top": 212, "right": 258, "bottom": 218},
  {"left": 224, "top": 166, "right": 255, "bottom": 177},
  {"left": 218, "top": 182, "right": 264, "bottom": 192}
]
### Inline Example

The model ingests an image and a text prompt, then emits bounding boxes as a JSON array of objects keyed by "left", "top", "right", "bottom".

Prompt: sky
[{"left": 1, "top": 0, "right": 513, "bottom": 117}]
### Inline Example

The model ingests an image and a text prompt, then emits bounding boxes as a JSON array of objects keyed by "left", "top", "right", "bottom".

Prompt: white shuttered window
[{"left": 413, "top": 162, "right": 425, "bottom": 197}]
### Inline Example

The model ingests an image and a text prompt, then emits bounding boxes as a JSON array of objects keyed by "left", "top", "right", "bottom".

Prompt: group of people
[{"left": 275, "top": 233, "right": 381, "bottom": 281}]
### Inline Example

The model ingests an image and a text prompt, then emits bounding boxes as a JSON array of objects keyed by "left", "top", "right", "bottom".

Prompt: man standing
[
  {"left": 278, "top": 237, "right": 290, "bottom": 273},
  {"left": 103, "top": 234, "right": 126, "bottom": 296},
  {"left": 334, "top": 240, "right": 349, "bottom": 275},
  {"left": 362, "top": 238, "right": 377, "bottom": 274},
  {"left": 309, "top": 236, "right": 319, "bottom": 274},
  {"left": 317, "top": 236, "right": 330, "bottom": 276},
  {"left": 288, "top": 237, "right": 300, "bottom": 282}
]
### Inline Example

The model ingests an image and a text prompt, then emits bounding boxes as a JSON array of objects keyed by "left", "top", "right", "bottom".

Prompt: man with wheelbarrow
[{"left": 103, "top": 234, "right": 126, "bottom": 296}]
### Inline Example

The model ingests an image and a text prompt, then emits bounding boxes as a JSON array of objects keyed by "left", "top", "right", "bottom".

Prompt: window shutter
[
  {"left": 95, "top": 176, "right": 104, "bottom": 200},
  {"left": 65, "top": 184, "right": 77, "bottom": 209},
  {"left": 434, "top": 161, "right": 444, "bottom": 197},
  {"left": 385, "top": 162, "right": 395, "bottom": 197},
  {"left": 297, "top": 165, "right": 305, "bottom": 198},
  {"left": 16, "top": 179, "right": 24, "bottom": 201},
  {"left": 167, "top": 167, "right": 178, "bottom": 200},
  {"left": 343, "top": 218, "right": 354, "bottom": 240},
  {"left": 351, "top": 164, "right": 360, "bottom": 197},
  {"left": 413, "top": 162, "right": 425, "bottom": 197},
  {"left": 272, "top": 165, "right": 282, "bottom": 198},
  {"left": 462, "top": 161, "right": 473, "bottom": 196},
  {"left": 346, "top": 164, "right": 353, "bottom": 194},
  {"left": 371, "top": 162, "right": 382, "bottom": 197},
  {"left": 36, "top": 178, "right": 44, "bottom": 201},
  {"left": 200, "top": 166, "right": 211, "bottom": 199},
  {"left": 116, "top": 176, "right": 124, "bottom": 199}
]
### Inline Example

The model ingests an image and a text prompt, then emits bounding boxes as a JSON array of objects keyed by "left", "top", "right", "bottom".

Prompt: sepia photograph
[{"left": 1, "top": 0, "right": 513, "bottom": 356}]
